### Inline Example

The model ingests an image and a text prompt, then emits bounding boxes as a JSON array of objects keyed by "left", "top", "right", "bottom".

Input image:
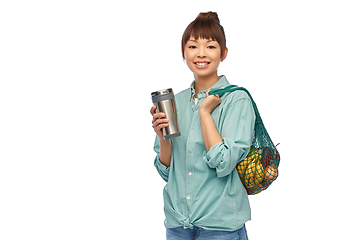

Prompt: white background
[{"left": 1, "top": 0, "right": 359, "bottom": 239}]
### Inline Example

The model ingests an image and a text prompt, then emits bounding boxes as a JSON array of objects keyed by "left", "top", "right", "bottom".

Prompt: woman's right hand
[{"left": 150, "top": 105, "right": 169, "bottom": 139}]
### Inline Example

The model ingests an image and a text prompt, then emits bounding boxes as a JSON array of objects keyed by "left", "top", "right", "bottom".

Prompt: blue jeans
[{"left": 166, "top": 225, "right": 248, "bottom": 240}]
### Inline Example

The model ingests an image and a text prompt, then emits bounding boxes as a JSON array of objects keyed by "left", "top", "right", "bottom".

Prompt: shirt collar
[{"left": 190, "top": 75, "right": 229, "bottom": 100}]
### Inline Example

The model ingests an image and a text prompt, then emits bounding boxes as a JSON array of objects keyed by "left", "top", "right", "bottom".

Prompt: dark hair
[{"left": 181, "top": 12, "right": 226, "bottom": 59}]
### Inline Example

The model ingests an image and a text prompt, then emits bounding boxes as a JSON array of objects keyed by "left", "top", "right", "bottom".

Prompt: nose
[{"left": 197, "top": 46, "right": 206, "bottom": 58}]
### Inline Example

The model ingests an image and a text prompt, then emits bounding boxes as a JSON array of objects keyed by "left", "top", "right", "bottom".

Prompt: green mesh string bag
[{"left": 209, "top": 85, "right": 280, "bottom": 195}]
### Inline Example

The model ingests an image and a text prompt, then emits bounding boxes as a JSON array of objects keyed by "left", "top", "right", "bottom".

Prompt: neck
[{"left": 194, "top": 72, "right": 220, "bottom": 97}]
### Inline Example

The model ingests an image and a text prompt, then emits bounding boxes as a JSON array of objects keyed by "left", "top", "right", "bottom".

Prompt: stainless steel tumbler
[{"left": 151, "top": 88, "right": 181, "bottom": 139}]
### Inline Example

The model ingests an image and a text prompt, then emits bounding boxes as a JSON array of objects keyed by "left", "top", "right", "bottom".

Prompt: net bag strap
[{"left": 209, "top": 85, "right": 262, "bottom": 123}]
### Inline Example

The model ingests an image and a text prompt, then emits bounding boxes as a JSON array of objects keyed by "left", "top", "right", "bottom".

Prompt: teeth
[{"left": 196, "top": 62, "right": 208, "bottom": 66}]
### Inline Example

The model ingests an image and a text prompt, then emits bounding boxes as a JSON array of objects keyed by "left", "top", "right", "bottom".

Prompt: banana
[
  {"left": 237, "top": 146, "right": 261, "bottom": 185},
  {"left": 244, "top": 157, "right": 265, "bottom": 188}
]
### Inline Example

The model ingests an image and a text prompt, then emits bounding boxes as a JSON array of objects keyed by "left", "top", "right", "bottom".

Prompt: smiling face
[{"left": 184, "top": 37, "right": 227, "bottom": 80}]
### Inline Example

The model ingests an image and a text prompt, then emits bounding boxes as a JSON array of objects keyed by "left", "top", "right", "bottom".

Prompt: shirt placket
[{"left": 185, "top": 98, "right": 197, "bottom": 211}]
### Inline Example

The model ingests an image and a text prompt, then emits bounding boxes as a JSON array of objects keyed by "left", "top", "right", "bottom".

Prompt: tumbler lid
[
  {"left": 151, "top": 88, "right": 175, "bottom": 103},
  {"left": 151, "top": 88, "right": 173, "bottom": 97}
]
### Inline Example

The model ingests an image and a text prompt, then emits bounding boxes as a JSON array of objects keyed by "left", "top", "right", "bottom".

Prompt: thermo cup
[{"left": 151, "top": 88, "right": 181, "bottom": 139}]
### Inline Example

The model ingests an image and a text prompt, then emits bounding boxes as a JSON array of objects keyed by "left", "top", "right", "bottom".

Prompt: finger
[
  {"left": 154, "top": 122, "right": 169, "bottom": 137},
  {"left": 153, "top": 118, "right": 169, "bottom": 127},
  {"left": 206, "top": 90, "right": 210, "bottom": 97},
  {"left": 155, "top": 121, "right": 169, "bottom": 129},
  {"left": 152, "top": 112, "right": 166, "bottom": 123},
  {"left": 150, "top": 105, "right": 157, "bottom": 115}
]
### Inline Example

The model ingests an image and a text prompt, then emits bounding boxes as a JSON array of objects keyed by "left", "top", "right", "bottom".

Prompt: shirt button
[
  {"left": 187, "top": 195, "right": 190, "bottom": 200},
  {"left": 189, "top": 149, "right": 192, "bottom": 153},
  {"left": 189, "top": 172, "right": 192, "bottom": 176}
]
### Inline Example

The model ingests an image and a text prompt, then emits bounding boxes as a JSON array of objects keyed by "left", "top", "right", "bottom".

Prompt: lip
[{"left": 194, "top": 61, "right": 210, "bottom": 69}]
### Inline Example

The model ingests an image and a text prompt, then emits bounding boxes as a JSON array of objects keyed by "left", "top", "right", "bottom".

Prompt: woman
[{"left": 150, "top": 12, "right": 254, "bottom": 240}]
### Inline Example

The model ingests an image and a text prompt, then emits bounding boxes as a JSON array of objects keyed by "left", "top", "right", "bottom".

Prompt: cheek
[
  {"left": 209, "top": 50, "right": 222, "bottom": 60},
  {"left": 184, "top": 58, "right": 196, "bottom": 71},
  {"left": 184, "top": 50, "right": 194, "bottom": 60},
  {"left": 184, "top": 53, "right": 195, "bottom": 67}
]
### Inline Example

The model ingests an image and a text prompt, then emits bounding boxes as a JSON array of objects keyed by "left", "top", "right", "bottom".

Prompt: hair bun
[{"left": 195, "top": 11, "right": 220, "bottom": 24}]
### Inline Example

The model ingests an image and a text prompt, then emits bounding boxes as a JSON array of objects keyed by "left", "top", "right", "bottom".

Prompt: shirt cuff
[
  {"left": 204, "top": 141, "right": 224, "bottom": 168},
  {"left": 155, "top": 155, "right": 170, "bottom": 171},
  {"left": 154, "top": 155, "right": 170, "bottom": 182}
]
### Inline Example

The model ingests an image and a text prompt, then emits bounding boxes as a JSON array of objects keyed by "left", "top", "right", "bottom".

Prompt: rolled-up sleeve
[
  {"left": 153, "top": 136, "right": 170, "bottom": 182},
  {"left": 203, "top": 98, "right": 256, "bottom": 178}
]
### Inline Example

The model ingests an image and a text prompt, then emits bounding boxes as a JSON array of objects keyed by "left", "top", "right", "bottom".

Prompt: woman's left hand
[{"left": 199, "top": 90, "right": 221, "bottom": 114}]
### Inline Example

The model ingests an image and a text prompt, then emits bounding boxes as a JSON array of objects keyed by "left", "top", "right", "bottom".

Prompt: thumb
[{"left": 206, "top": 90, "right": 210, "bottom": 97}]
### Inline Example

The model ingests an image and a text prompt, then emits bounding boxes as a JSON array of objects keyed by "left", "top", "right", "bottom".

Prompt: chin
[{"left": 193, "top": 70, "right": 217, "bottom": 78}]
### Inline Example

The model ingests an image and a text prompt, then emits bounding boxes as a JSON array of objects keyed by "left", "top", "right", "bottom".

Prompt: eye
[
  {"left": 189, "top": 45, "right": 197, "bottom": 49},
  {"left": 208, "top": 45, "right": 216, "bottom": 49}
]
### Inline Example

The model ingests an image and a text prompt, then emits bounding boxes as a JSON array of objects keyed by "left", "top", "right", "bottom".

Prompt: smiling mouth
[{"left": 194, "top": 62, "right": 210, "bottom": 68}]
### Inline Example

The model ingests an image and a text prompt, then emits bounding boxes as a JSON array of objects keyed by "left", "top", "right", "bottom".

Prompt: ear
[{"left": 221, "top": 47, "right": 228, "bottom": 62}]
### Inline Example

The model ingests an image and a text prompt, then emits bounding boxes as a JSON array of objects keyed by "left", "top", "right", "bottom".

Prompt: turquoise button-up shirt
[{"left": 153, "top": 76, "right": 256, "bottom": 231}]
